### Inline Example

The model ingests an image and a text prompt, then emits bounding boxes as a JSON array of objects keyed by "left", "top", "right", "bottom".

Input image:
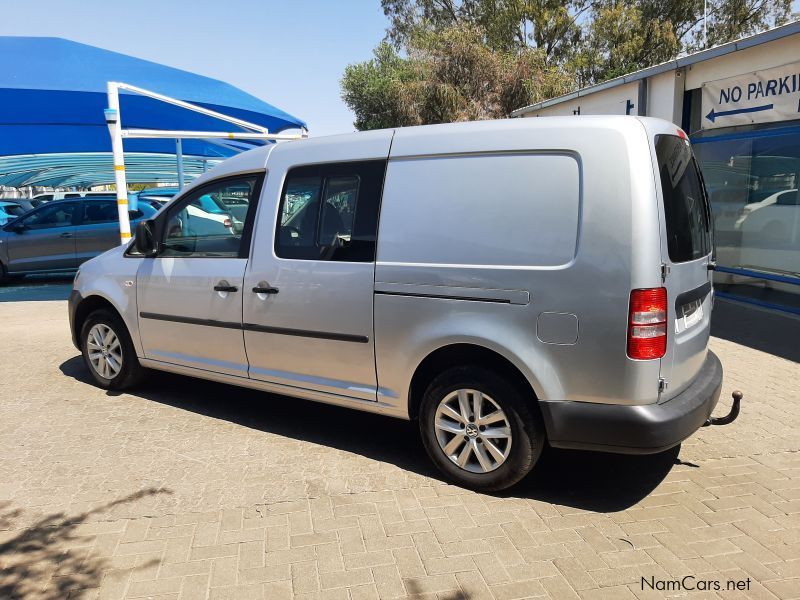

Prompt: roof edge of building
[{"left": 512, "top": 20, "right": 800, "bottom": 117}]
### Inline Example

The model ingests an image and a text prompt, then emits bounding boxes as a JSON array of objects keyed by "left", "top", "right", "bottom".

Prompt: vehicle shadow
[
  {"left": 513, "top": 444, "right": 680, "bottom": 512},
  {"left": 0, "top": 488, "right": 169, "bottom": 599},
  {"left": 711, "top": 297, "right": 800, "bottom": 362},
  {"left": 60, "top": 356, "right": 676, "bottom": 511}
]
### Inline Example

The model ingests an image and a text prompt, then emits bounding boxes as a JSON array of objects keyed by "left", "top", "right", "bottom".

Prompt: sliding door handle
[{"left": 252, "top": 285, "right": 279, "bottom": 294}]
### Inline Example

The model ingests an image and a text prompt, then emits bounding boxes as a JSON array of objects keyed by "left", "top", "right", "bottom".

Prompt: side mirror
[
  {"left": 134, "top": 219, "right": 158, "bottom": 256},
  {"left": 8, "top": 222, "right": 27, "bottom": 234}
]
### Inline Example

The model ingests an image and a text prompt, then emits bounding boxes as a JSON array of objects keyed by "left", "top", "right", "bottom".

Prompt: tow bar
[{"left": 703, "top": 390, "right": 742, "bottom": 426}]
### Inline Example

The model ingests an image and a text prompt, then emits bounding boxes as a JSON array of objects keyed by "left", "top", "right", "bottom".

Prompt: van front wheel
[
  {"left": 80, "top": 309, "right": 144, "bottom": 390},
  {"left": 419, "top": 366, "right": 544, "bottom": 491}
]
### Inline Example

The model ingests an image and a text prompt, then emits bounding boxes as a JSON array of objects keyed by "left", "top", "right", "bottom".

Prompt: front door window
[{"left": 161, "top": 177, "right": 260, "bottom": 258}]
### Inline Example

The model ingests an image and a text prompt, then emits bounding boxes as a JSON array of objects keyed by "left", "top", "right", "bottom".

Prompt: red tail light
[{"left": 627, "top": 287, "right": 667, "bottom": 360}]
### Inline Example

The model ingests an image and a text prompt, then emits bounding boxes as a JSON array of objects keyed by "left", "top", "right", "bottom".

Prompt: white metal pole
[
  {"left": 703, "top": 0, "right": 708, "bottom": 49},
  {"left": 176, "top": 139, "right": 185, "bottom": 189},
  {"left": 115, "top": 82, "right": 270, "bottom": 133},
  {"left": 121, "top": 129, "right": 301, "bottom": 140},
  {"left": 105, "top": 82, "right": 132, "bottom": 245}
]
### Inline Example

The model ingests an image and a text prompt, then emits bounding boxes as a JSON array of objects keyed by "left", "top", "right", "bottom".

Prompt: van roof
[{"left": 195, "top": 116, "right": 679, "bottom": 190}]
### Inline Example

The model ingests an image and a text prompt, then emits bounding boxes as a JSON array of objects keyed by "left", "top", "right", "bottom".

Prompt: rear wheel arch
[{"left": 407, "top": 343, "right": 540, "bottom": 421}]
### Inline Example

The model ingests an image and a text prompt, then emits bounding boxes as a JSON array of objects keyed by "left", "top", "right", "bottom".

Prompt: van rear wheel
[{"left": 419, "top": 366, "right": 544, "bottom": 491}]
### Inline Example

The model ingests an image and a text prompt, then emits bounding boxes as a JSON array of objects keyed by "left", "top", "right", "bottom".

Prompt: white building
[{"left": 514, "top": 21, "right": 800, "bottom": 314}]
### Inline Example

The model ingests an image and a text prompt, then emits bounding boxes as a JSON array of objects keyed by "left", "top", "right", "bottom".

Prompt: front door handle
[
  {"left": 214, "top": 283, "right": 239, "bottom": 292},
  {"left": 60, "top": 232, "right": 73, "bottom": 238},
  {"left": 252, "top": 285, "right": 279, "bottom": 294}
]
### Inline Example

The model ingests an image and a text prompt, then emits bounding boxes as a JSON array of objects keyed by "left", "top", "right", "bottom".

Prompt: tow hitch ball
[{"left": 704, "top": 390, "right": 742, "bottom": 426}]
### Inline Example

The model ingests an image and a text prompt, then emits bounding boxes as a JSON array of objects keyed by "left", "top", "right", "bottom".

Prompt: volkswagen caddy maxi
[{"left": 69, "top": 117, "right": 726, "bottom": 491}]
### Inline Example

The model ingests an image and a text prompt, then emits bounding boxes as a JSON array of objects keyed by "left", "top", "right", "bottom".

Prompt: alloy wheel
[
  {"left": 434, "top": 388, "right": 512, "bottom": 473},
  {"left": 86, "top": 323, "right": 123, "bottom": 379}
]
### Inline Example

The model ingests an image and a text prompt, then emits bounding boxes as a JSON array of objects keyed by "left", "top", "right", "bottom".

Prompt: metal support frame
[
  {"left": 105, "top": 81, "right": 307, "bottom": 244},
  {"left": 176, "top": 139, "right": 185, "bottom": 190}
]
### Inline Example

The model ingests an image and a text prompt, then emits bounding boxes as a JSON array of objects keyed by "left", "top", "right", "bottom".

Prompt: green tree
[
  {"left": 380, "top": 0, "right": 590, "bottom": 60},
  {"left": 341, "top": 24, "right": 573, "bottom": 130},
  {"left": 344, "top": 0, "right": 796, "bottom": 129},
  {"left": 573, "top": 0, "right": 793, "bottom": 85}
]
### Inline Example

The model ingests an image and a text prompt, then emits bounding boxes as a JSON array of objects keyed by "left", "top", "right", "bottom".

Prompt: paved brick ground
[{"left": 0, "top": 297, "right": 798, "bottom": 599}]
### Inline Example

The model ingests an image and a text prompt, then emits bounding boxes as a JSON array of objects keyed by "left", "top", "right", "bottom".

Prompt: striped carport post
[{"left": 105, "top": 82, "right": 131, "bottom": 245}]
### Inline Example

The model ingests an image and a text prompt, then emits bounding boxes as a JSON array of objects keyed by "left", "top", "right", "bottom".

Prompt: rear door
[
  {"left": 74, "top": 198, "right": 125, "bottom": 264},
  {"left": 652, "top": 131, "right": 714, "bottom": 400}
]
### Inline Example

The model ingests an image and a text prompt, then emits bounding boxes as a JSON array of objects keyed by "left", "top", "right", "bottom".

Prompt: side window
[
  {"left": 319, "top": 177, "right": 359, "bottom": 247},
  {"left": 275, "top": 161, "right": 385, "bottom": 262},
  {"left": 22, "top": 203, "right": 76, "bottom": 230},
  {"left": 160, "top": 175, "right": 261, "bottom": 258},
  {"left": 81, "top": 200, "right": 119, "bottom": 224}
]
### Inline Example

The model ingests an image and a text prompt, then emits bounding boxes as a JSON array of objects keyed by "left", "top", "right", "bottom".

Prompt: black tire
[
  {"left": 0, "top": 261, "right": 10, "bottom": 285},
  {"left": 419, "top": 366, "right": 545, "bottom": 492},
  {"left": 0, "top": 262, "right": 24, "bottom": 285},
  {"left": 80, "top": 308, "right": 144, "bottom": 390}
]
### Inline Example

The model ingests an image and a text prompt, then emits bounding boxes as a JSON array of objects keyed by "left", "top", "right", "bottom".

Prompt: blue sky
[
  {"left": 2, "top": 1, "right": 798, "bottom": 137},
  {"left": 0, "top": 0, "right": 387, "bottom": 137}
]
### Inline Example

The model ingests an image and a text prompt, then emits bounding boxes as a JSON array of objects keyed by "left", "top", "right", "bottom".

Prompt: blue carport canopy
[{"left": 0, "top": 36, "right": 305, "bottom": 185}]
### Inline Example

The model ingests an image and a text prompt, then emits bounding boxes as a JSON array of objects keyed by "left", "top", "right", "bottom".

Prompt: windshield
[{"left": 655, "top": 135, "right": 712, "bottom": 263}]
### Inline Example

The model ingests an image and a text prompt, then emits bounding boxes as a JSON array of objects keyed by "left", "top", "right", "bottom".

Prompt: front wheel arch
[{"left": 73, "top": 295, "right": 121, "bottom": 347}]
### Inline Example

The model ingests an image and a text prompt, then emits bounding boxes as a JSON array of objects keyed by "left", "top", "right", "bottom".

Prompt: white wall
[
  {"left": 647, "top": 70, "right": 683, "bottom": 124},
  {"left": 523, "top": 82, "right": 639, "bottom": 118},
  {"left": 685, "top": 36, "right": 800, "bottom": 89},
  {"left": 519, "top": 33, "right": 798, "bottom": 125}
]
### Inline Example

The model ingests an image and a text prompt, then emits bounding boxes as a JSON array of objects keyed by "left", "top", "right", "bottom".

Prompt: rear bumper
[{"left": 540, "top": 351, "right": 723, "bottom": 454}]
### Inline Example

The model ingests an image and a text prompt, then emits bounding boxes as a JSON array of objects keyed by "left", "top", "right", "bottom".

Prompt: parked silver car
[
  {"left": 0, "top": 197, "right": 157, "bottom": 281},
  {"left": 69, "top": 117, "right": 727, "bottom": 490}
]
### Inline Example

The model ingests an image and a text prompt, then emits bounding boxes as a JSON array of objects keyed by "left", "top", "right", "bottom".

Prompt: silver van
[{"left": 69, "top": 117, "right": 729, "bottom": 490}]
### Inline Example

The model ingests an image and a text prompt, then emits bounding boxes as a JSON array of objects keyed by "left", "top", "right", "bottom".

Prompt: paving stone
[{"left": 1, "top": 300, "right": 798, "bottom": 600}]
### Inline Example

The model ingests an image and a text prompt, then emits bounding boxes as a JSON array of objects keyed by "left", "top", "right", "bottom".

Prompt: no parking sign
[{"left": 701, "top": 61, "right": 800, "bottom": 129}]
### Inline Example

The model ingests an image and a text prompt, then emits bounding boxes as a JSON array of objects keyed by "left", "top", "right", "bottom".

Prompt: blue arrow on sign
[{"left": 706, "top": 103, "right": 774, "bottom": 123}]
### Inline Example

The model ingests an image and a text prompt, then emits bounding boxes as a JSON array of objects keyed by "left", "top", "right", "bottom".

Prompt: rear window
[{"left": 655, "top": 135, "right": 712, "bottom": 263}]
